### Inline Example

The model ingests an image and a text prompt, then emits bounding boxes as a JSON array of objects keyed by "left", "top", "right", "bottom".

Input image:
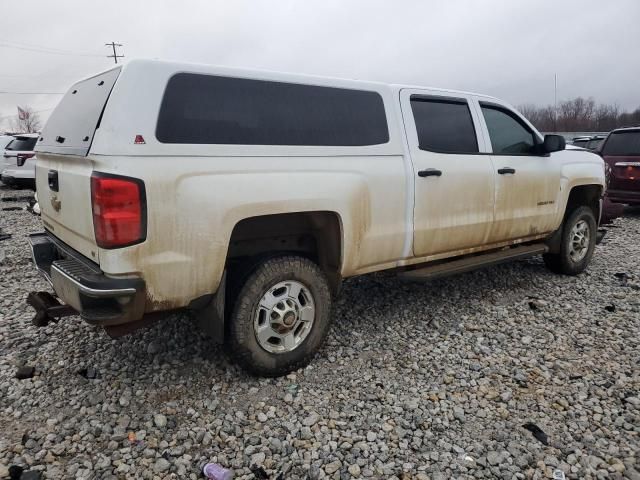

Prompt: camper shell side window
[{"left": 155, "top": 73, "right": 390, "bottom": 147}]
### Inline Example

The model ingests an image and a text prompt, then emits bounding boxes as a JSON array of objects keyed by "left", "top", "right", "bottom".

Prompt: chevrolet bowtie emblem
[{"left": 50, "top": 194, "right": 61, "bottom": 212}]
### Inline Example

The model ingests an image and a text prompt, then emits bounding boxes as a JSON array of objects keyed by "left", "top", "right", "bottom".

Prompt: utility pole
[
  {"left": 554, "top": 74, "right": 558, "bottom": 133},
  {"left": 105, "top": 42, "right": 124, "bottom": 64}
]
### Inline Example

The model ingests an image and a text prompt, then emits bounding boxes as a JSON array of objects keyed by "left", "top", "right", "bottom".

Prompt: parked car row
[
  {"left": 0, "top": 132, "right": 38, "bottom": 189},
  {"left": 571, "top": 134, "right": 607, "bottom": 150}
]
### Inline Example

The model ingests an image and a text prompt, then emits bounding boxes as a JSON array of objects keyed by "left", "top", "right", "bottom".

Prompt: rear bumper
[
  {"left": 2, "top": 166, "right": 35, "bottom": 180},
  {"left": 607, "top": 188, "right": 640, "bottom": 205},
  {"left": 0, "top": 174, "right": 16, "bottom": 184},
  {"left": 1, "top": 175, "right": 35, "bottom": 188},
  {"left": 28, "top": 232, "right": 146, "bottom": 325}
]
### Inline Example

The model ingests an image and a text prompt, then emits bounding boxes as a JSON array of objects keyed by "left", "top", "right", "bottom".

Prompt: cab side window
[
  {"left": 410, "top": 97, "right": 478, "bottom": 154},
  {"left": 481, "top": 104, "right": 537, "bottom": 155}
]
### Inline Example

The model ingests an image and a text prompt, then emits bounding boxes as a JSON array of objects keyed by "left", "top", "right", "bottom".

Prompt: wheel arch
[
  {"left": 565, "top": 184, "right": 603, "bottom": 222},
  {"left": 547, "top": 183, "right": 603, "bottom": 253},
  {"left": 225, "top": 210, "right": 344, "bottom": 294},
  {"left": 193, "top": 210, "right": 344, "bottom": 343}
]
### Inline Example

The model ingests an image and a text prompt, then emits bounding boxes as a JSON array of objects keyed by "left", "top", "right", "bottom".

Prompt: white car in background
[
  {"left": 0, "top": 134, "right": 14, "bottom": 149},
  {"left": 0, "top": 134, "right": 15, "bottom": 173},
  {"left": 1, "top": 133, "right": 39, "bottom": 189}
]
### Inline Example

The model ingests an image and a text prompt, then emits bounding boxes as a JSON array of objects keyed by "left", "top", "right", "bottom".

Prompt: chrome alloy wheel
[
  {"left": 569, "top": 219, "right": 590, "bottom": 262},
  {"left": 254, "top": 280, "right": 315, "bottom": 353}
]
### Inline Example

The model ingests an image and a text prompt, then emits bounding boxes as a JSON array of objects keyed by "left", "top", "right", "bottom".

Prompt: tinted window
[
  {"left": 156, "top": 73, "right": 389, "bottom": 146},
  {"left": 410, "top": 98, "right": 478, "bottom": 153},
  {"left": 572, "top": 139, "right": 589, "bottom": 147},
  {"left": 481, "top": 105, "right": 536, "bottom": 154},
  {"left": 586, "top": 139, "right": 604, "bottom": 150},
  {"left": 602, "top": 131, "right": 640, "bottom": 156},
  {"left": 5, "top": 136, "right": 37, "bottom": 151}
]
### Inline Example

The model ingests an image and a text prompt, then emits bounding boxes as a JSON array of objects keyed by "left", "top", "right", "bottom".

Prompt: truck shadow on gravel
[
  {"left": 623, "top": 205, "right": 640, "bottom": 217},
  {"left": 99, "top": 257, "right": 552, "bottom": 386}
]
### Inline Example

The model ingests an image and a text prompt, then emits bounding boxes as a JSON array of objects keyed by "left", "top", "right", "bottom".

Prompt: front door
[
  {"left": 400, "top": 90, "right": 495, "bottom": 258},
  {"left": 477, "top": 102, "right": 562, "bottom": 242}
]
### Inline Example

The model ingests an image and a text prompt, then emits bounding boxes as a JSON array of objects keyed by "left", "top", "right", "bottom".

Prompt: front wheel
[
  {"left": 228, "top": 255, "right": 332, "bottom": 377},
  {"left": 543, "top": 206, "right": 597, "bottom": 275}
]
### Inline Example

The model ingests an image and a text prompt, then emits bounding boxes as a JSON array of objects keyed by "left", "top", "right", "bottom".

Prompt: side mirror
[{"left": 543, "top": 134, "right": 566, "bottom": 153}]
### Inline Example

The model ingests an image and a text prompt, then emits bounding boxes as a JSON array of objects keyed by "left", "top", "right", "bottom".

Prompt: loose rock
[{"left": 0, "top": 185, "right": 638, "bottom": 479}]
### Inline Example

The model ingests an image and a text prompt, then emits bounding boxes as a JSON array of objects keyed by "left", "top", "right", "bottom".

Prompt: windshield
[
  {"left": 602, "top": 131, "right": 640, "bottom": 156},
  {"left": 5, "top": 136, "right": 38, "bottom": 151}
]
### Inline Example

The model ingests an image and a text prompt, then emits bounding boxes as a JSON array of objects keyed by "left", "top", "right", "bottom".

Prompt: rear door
[
  {"left": 400, "top": 89, "right": 495, "bottom": 257},
  {"left": 35, "top": 67, "right": 121, "bottom": 260}
]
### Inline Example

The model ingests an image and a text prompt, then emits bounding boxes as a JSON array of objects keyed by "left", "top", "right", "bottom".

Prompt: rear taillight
[
  {"left": 90, "top": 173, "right": 146, "bottom": 249},
  {"left": 17, "top": 153, "right": 35, "bottom": 167}
]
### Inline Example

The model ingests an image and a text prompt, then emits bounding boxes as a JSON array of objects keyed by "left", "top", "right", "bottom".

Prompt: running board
[{"left": 398, "top": 243, "right": 548, "bottom": 281}]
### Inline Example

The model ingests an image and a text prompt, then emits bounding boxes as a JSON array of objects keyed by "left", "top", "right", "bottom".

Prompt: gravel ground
[{"left": 1, "top": 184, "right": 639, "bottom": 480}]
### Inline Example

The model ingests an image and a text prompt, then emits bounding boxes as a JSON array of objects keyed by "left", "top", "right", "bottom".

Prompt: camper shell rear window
[
  {"left": 36, "top": 67, "right": 121, "bottom": 157},
  {"left": 156, "top": 73, "right": 389, "bottom": 146}
]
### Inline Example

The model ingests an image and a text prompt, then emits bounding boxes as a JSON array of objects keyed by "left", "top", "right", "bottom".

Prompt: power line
[
  {"left": 0, "top": 41, "right": 103, "bottom": 57},
  {"left": 0, "top": 74, "right": 42, "bottom": 78},
  {"left": 105, "top": 42, "right": 124, "bottom": 64},
  {"left": 0, "top": 91, "right": 64, "bottom": 95}
]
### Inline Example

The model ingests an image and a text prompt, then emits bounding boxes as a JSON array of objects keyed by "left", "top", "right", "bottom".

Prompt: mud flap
[
  {"left": 545, "top": 227, "right": 563, "bottom": 254},
  {"left": 192, "top": 271, "right": 226, "bottom": 344}
]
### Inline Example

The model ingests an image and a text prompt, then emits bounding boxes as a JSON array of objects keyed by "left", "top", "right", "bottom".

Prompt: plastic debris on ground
[
  {"left": 522, "top": 422, "right": 549, "bottom": 445},
  {"left": 203, "top": 462, "right": 233, "bottom": 480}
]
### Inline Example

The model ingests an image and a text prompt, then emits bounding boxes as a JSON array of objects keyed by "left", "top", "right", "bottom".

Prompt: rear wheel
[
  {"left": 543, "top": 206, "right": 597, "bottom": 275},
  {"left": 228, "top": 255, "right": 332, "bottom": 377}
]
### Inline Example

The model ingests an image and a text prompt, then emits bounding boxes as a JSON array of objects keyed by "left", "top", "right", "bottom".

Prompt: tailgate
[
  {"left": 36, "top": 154, "right": 98, "bottom": 261},
  {"left": 35, "top": 67, "right": 122, "bottom": 262}
]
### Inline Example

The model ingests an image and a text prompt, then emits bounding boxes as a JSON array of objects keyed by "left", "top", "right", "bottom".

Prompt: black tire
[
  {"left": 543, "top": 206, "right": 597, "bottom": 275},
  {"left": 228, "top": 255, "right": 332, "bottom": 377}
]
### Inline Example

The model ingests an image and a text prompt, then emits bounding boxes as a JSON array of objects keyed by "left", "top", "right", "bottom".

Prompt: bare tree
[
  {"left": 8, "top": 106, "right": 41, "bottom": 133},
  {"left": 518, "top": 98, "right": 638, "bottom": 132}
]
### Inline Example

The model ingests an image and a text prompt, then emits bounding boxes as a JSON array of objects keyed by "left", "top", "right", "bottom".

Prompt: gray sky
[{"left": 1, "top": 0, "right": 639, "bottom": 130}]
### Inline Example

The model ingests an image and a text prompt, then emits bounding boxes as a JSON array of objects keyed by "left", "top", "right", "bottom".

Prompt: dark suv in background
[
  {"left": 571, "top": 135, "right": 607, "bottom": 150},
  {"left": 600, "top": 127, "right": 640, "bottom": 205}
]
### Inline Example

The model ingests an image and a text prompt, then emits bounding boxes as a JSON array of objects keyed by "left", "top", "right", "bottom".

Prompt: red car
[{"left": 600, "top": 127, "right": 640, "bottom": 205}]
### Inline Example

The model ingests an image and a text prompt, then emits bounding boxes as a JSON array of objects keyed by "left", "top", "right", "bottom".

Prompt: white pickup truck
[{"left": 28, "top": 60, "right": 605, "bottom": 376}]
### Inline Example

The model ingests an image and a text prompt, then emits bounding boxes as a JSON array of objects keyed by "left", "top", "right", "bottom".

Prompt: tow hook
[{"left": 26, "top": 291, "right": 75, "bottom": 327}]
